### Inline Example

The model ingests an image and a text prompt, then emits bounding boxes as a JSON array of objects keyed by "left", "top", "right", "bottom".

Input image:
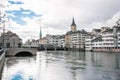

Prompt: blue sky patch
[
  {"left": 7, "top": 15, "right": 27, "bottom": 25},
  {"left": 6, "top": 8, "right": 37, "bottom": 18},
  {"left": 8, "top": 1, "right": 23, "bottom": 5},
  {"left": 6, "top": 8, "right": 42, "bottom": 25}
]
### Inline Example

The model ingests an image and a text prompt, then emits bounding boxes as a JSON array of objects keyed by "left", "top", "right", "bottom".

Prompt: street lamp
[
  {"left": 3, "top": 23, "right": 5, "bottom": 48},
  {"left": 0, "top": 11, "right": 6, "bottom": 49}
]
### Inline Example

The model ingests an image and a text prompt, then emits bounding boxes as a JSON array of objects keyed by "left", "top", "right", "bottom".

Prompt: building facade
[
  {"left": 45, "top": 34, "right": 65, "bottom": 48},
  {"left": 85, "top": 34, "right": 95, "bottom": 51},
  {"left": 57, "top": 35, "right": 65, "bottom": 47},
  {"left": 70, "top": 30, "right": 87, "bottom": 49},
  {"left": 85, "top": 26, "right": 120, "bottom": 52},
  {"left": 65, "top": 18, "right": 88, "bottom": 50},
  {"left": 46, "top": 34, "right": 58, "bottom": 47},
  {"left": 0, "top": 31, "right": 22, "bottom": 48},
  {"left": 23, "top": 39, "right": 39, "bottom": 48}
]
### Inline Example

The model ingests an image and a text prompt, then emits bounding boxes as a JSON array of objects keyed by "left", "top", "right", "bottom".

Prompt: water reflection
[
  {"left": 1, "top": 51, "right": 120, "bottom": 80},
  {"left": 91, "top": 52, "right": 120, "bottom": 69},
  {"left": 91, "top": 52, "right": 120, "bottom": 80}
]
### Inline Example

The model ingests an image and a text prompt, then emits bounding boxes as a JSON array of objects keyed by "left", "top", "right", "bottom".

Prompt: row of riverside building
[
  {"left": 29, "top": 17, "right": 119, "bottom": 52},
  {"left": 37, "top": 18, "right": 120, "bottom": 52},
  {"left": 36, "top": 18, "right": 88, "bottom": 50},
  {"left": 86, "top": 26, "right": 120, "bottom": 52}
]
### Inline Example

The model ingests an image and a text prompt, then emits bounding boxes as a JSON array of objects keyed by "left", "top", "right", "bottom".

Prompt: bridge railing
[
  {"left": 0, "top": 50, "right": 5, "bottom": 61},
  {"left": 0, "top": 49, "right": 6, "bottom": 79},
  {"left": 0, "top": 49, "right": 4, "bottom": 56}
]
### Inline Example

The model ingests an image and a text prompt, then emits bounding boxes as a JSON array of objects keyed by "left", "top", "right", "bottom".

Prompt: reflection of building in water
[
  {"left": 36, "top": 52, "right": 41, "bottom": 79},
  {"left": 91, "top": 52, "right": 120, "bottom": 69},
  {"left": 6, "top": 57, "right": 35, "bottom": 68},
  {"left": 6, "top": 57, "right": 19, "bottom": 67},
  {"left": 71, "top": 70, "right": 77, "bottom": 80},
  {"left": 91, "top": 52, "right": 102, "bottom": 67},
  {"left": 64, "top": 51, "right": 86, "bottom": 80},
  {"left": 36, "top": 52, "right": 47, "bottom": 80},
  {"left": 64, "top": 51, "right": 86, "bottom": 61},
  {"left": 115, "top": 54, "right": 120, "bottom": 69}
]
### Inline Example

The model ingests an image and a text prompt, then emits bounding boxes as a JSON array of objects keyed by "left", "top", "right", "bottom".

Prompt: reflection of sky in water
[
  {"left": 11, "top": 71, "right": 34, "bottom": 80},
  {"left": 1, "top": 51, "right": 120, "bottom": 80},
  {"left": 2, "top": 57, "right": 37, "bottom": 80},
  {"left": 11, "top": 71, "right": 23, "bottom": 80}
]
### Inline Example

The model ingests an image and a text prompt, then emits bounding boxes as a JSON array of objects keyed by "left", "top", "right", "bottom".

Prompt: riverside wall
[
  {"left": 92, "top": 48, "right": 120, "bottom": 53},
  {"left": 0, "top": 50, "right": 5, "bottom": 79}
]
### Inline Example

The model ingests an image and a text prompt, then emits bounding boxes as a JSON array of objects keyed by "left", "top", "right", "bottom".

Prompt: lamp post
[
  {"left": 0, "top": 11, "right": 6, "bottom": 49},
  {"left": 3, "top": 23, "right": 5, "bottom": 48}
]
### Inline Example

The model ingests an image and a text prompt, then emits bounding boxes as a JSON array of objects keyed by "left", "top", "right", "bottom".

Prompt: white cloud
[
  {"left": 83, "top": 11, "right": 120, "bottom": 32},
  {"left": 106, "top": 12, "right": 120, "bottom": 26},
  {"left": 2, "top": 0, "right": 120, "bottom": 42},
  {"left": 0, "top": 0, "right": 10, "bottom": 11}
]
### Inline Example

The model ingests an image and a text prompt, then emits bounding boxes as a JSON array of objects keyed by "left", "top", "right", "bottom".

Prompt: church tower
[{"left": 71, "top": 17, "right": 77, "bottom": 32}]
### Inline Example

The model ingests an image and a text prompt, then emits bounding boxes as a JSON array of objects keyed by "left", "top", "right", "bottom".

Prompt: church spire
[
  {"left": 39, "top": 26, "right": 42, "bottom": 39},
  {"left": 71, "top": 17, "right": 76, "bottom": 26},
  {"left": 71, "top": 17, "right": 77, "bottom": 32}
]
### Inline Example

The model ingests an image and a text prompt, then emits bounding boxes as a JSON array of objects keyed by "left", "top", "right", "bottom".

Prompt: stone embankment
[{"left": 0, "top": 50, "right": 5, "bottom": 79}]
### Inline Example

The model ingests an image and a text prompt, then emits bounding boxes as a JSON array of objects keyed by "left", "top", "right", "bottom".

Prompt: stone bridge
[{"left": 6, "top": 48, "right": 37, "bottom": 56}]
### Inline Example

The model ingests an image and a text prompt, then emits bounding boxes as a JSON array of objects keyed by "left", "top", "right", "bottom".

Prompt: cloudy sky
[{"left": 0, "top": 0, "right": 120, "bottom": 42}]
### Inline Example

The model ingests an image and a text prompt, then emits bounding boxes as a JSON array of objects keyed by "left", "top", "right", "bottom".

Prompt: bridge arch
[
  {"left": 15, "top": 51, "right": 33, "bottom": 57},
  {"left": 6, "top": 48, "right": 37, "bottom": 56}
]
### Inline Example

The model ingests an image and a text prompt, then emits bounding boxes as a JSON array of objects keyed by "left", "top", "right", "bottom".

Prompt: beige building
[
  {"left": 39, "top": 37, "right": 47, "bottom": 45},
  {"left": 0, "top": 31, "right": 22, "bottom": 48},
  {"left": 65, "top": 32, "right": 71, "bottom": 48},
  {"left": 65, "top": 18, "right": 88, "bottom": 50},
  {"left": 23, "top": 39, "right": 39, "bottom": 48}
]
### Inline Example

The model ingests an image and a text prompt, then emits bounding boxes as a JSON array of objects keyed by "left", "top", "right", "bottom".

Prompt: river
[{"left": 1, "top": 51, "right": 120, "bottom": 80}]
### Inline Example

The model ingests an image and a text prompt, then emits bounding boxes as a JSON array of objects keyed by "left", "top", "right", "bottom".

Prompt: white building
[
  {"left": 46, "top": 34, "right": 65, "bottom": 48},
  {"left": 86, "top": 26, "right": 120, "bottom": 52},
  {"left": 58, "top": 35, "right": 65, "bottom": 47},
  {"left": 102, "top": 29, "right": 114, "bottom": 49},
  {"left": 69, "top": 30, "right": 87, "bottom": 49},
  {"left": 85, "top": 34, "right": 95, "bottom": 51},
  {"left": 46, "top": 34, "right": 58, "bottom": 47},
  {"left": 91, "top": 36, "right": 103, "bottom": 51},
  {"left": 23, "top": 39, "right": 39, "bottom": 48}
]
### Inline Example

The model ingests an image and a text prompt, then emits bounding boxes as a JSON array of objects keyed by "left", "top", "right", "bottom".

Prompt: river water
[{"left": 1, "top": 51, "right": 120, "bottom": 80}]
